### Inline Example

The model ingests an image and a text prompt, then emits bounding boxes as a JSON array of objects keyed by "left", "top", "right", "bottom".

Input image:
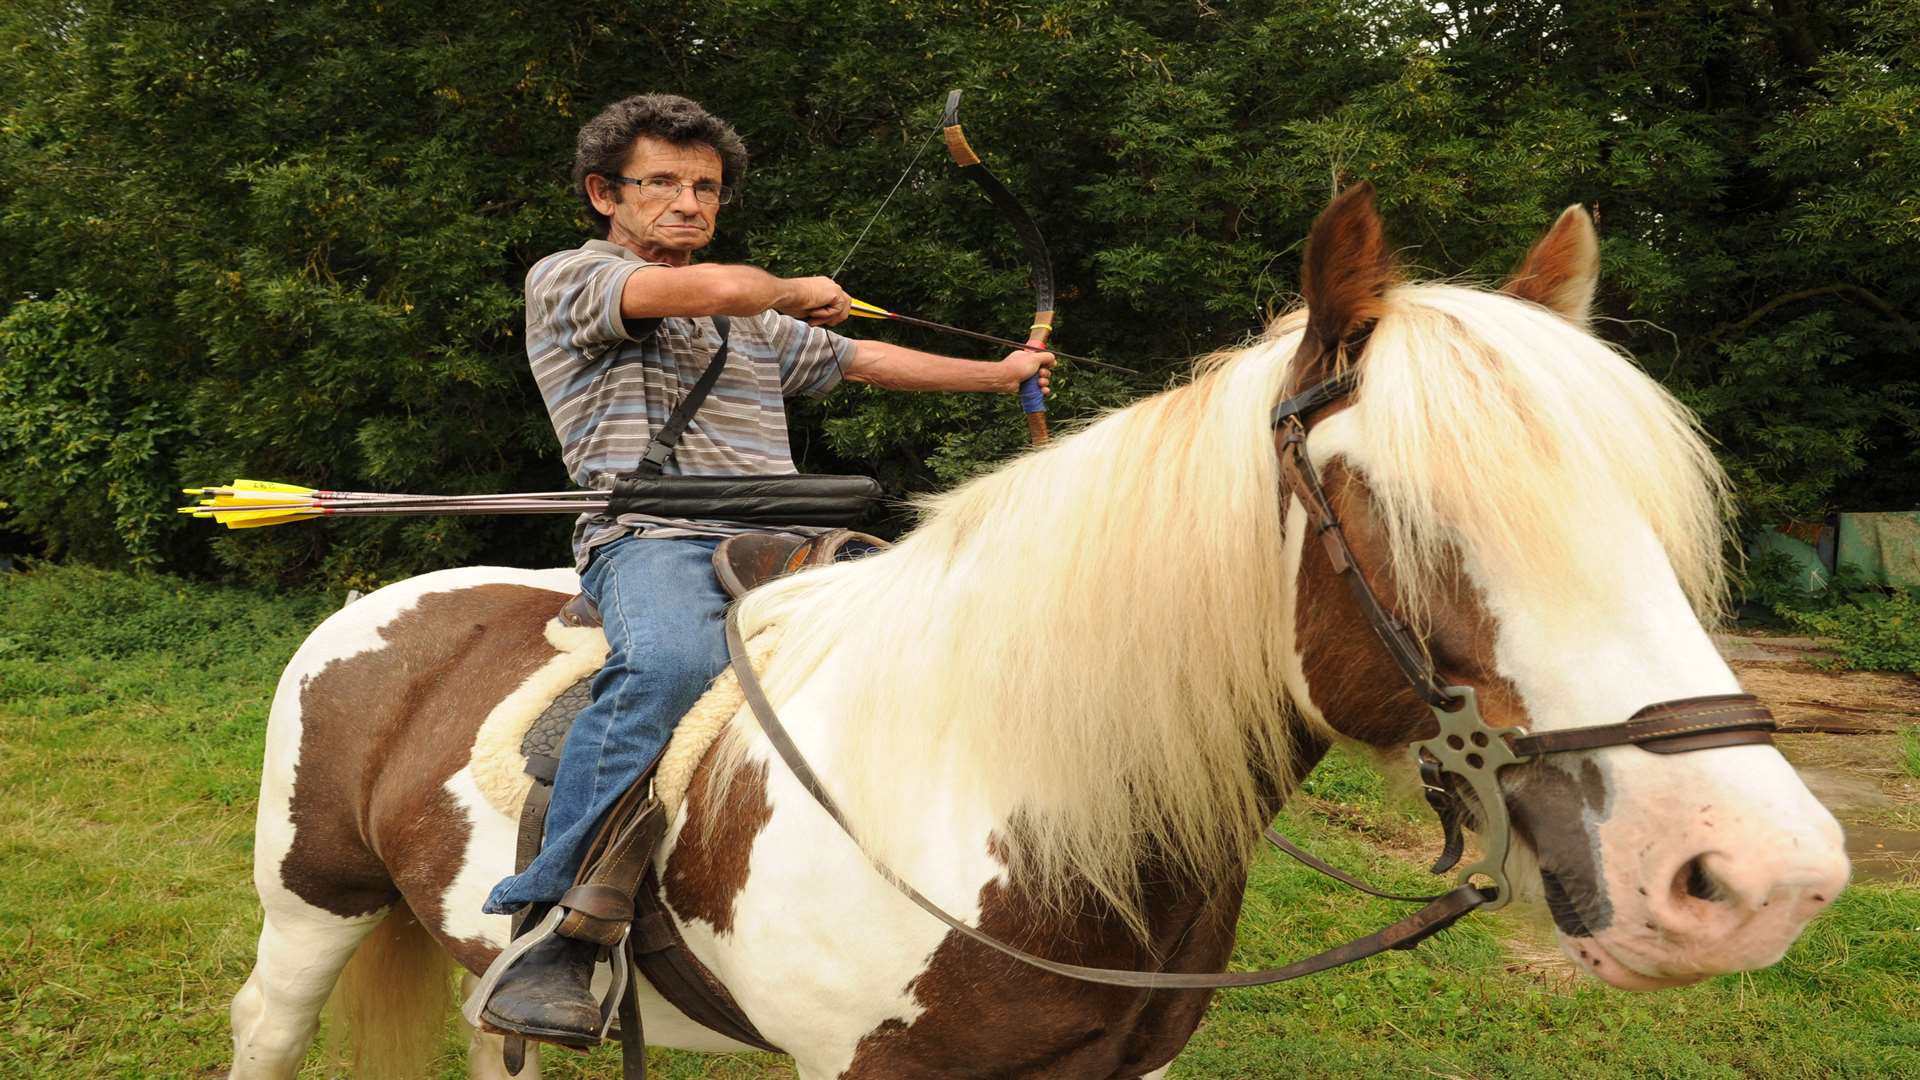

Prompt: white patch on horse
[
  {"left": 1471, "top": 517, "right": 1843, "bottom": 975},
  {"left": 1275, "top": 493, "right": 1326, "bottom": 733},
  {"left": 438, "top": 765, "right": 520, "bottom": 951},
  {"left": 229, "top": 901, "right": 388, "bottom": 1078}
]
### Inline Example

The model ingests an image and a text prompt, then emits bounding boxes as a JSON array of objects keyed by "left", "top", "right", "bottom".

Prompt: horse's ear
[
  {"left": 1294, "top": 181, "right": 1397, "bottom": 386},
  {"left": 1501, "top": 204, "right": 1600, "bottom": 324}
]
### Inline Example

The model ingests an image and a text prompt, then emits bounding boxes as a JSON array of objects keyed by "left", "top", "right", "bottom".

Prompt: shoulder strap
[{"left": 624, "top": 315, "right": 733, "bottom": 478}]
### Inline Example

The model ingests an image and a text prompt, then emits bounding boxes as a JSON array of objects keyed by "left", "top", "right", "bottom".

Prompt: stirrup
[{"left": 463, "top": 905, "right": 633, "bottom": 1043}]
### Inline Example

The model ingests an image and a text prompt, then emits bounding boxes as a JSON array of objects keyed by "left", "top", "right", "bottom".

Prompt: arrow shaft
[
  {"left": 225, "top": 492, "right": 600, "bottom": 509},
  {"left": 856, "top": 307, "right": 1135, "bottom": 374}
]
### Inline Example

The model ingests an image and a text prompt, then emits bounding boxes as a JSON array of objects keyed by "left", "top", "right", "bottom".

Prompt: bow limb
[{"left": 942, "top": 89, "right": 1055, "bottom": 445}]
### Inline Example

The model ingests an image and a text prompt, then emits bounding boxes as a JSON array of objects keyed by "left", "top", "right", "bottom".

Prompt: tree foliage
[{"left": 1, "top": 0, "right": 1914, "bottom": 585}]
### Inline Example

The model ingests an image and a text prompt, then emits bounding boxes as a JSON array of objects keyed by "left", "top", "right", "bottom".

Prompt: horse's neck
[{"left": 735, "top": 385, "right": 1304, "bottom": 932}]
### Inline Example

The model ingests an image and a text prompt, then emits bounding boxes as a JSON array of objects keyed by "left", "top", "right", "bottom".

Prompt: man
[{"left": 477, "top": 93, "right": 1052, "bottom": 1046}]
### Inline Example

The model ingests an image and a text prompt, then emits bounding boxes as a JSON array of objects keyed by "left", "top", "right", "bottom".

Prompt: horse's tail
[{"left": 322, "top": 903, "right": 453, "bottom": 1080}]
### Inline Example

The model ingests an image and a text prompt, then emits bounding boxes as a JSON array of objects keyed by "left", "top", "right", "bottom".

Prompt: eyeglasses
[{"left": 605, "top": 175, "right": 734, "bottom": 205}]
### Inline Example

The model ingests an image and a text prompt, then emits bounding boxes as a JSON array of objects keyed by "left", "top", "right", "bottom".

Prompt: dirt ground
[{"left": 1718, "top": 632, "right": 1920, "bottom": 886}]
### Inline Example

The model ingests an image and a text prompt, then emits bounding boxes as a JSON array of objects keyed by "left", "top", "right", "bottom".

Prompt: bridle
[
  {"left": 1270, "top": 367, "right": 1776, "bottom": 915},
  {"left": 717, "top": 368, "right": 1777, "bottom": 989}
]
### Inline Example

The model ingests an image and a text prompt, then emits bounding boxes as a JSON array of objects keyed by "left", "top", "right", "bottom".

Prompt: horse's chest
[
  {"left": 662, "top": 747, "right": 1219, "bottom": 1078},
  {"left": 660, "top": 747, "right": 1005, "bottom": 1075}
]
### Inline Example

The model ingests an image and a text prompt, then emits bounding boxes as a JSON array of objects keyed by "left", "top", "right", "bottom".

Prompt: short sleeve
[
  {"left": 525, "top": 249, "right": 657, "bottom": 356},
  {"left": 763, "top": 315, "right": 854, "bottom": 399}
]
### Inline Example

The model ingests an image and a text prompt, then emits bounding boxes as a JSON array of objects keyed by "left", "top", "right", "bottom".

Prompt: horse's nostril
[{"left": 1676, "top": 856, "right": 1719, "bottom": 903}]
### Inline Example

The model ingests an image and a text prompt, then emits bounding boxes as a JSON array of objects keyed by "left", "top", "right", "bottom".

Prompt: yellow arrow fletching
[
  {"left": 848, "top": 298, "right": 892, "bottom": 320},
  {"left": 181, "top": 479, "right": 321, "bottom": 524},
  {"left": 209, "top": 507, "right": 322, "bottom": 528},
  {"left": 231, "top": 478, "right": 318, "bottom": 495},
  {"left": 223, "top": 514, "right": 317, "bottom": 529},
  {"left": 203, "top": 492, "right": 313, "bottom": 508}
]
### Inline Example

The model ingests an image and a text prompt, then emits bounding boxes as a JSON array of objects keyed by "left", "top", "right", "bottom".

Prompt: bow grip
[
  {"left": 1019, "top": 373, "right": 1045, "bottom": 415},
  {"left": 1019, "top": 325, "right": 1051, "bottom": 444}
]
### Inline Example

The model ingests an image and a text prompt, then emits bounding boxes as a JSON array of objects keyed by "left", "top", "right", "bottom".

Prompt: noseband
[
  {"left": 1271, "top": 369, "right": 1776, "bottom": 911},
  {"left": 717, "top": 370, "right": 1778, "bottom": 991}
]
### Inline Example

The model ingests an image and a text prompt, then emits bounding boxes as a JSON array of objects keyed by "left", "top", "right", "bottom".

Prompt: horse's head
[{"left": 1278, "top": 184, "right": 1848, "bottom": 989}]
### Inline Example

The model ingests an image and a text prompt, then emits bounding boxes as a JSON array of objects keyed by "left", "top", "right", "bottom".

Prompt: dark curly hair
[{"left": 573, "top": 94, "right": 749, "bottom": 238}]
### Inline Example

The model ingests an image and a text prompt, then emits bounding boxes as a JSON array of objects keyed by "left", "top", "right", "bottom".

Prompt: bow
[
  {"left": 939, "top": 89, "right": 1055, "bottom": 445},
  {"left": 834, "top": 89, "right": 1065, "bottom": 446}
]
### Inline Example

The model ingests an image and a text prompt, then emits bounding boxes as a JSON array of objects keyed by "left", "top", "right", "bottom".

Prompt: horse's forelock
[{"left": 1342, "top": 284, "right": 1731, "bottom": 630}]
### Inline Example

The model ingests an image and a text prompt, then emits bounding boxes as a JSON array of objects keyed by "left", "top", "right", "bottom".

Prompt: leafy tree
[{"left": 2, "top": 0, "right": 1914, "bottom": 585}]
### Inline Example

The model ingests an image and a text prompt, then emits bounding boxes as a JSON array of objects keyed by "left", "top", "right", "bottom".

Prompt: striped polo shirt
[{"left": 526, "top": 239, "right": 855, "bottom": 569}]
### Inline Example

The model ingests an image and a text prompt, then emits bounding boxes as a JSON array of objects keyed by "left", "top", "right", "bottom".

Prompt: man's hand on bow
[
  {"left": 996, "top": 349, "right": 1054, "bottom": 395},
  {"left": 776, "top": 276, "right": 853, "bottom": 327}
]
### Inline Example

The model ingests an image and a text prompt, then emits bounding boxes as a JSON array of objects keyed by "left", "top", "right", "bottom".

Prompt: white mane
[{"left": 724, "top": 282, "right": 1731, "bottom": 934}]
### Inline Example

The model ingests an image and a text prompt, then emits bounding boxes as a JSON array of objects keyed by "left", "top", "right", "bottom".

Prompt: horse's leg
[
  {"left": 228, "top": 896, "right": 386, "bottom": 1079},
  {"left": 231, "top": 600, "right": 394, "bottom": 1080},
  {"left": 461, "top": 973, "right": 542, "bottom": 1079}
]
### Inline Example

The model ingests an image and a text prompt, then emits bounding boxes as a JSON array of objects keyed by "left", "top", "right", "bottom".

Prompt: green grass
[
  {"left": 2, "top": 564, "right": 1917, "bottom": 1078},
  {"left": 1903, "top": 727, "right": 1920, "bottom": 781}
]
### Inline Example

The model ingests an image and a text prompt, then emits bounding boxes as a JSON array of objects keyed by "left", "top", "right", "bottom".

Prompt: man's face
[{"left": 588, "top": 136, "right": 724, "bottom": 265}]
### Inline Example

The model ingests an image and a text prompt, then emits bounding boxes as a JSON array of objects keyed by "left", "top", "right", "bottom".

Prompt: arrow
[
  {"left": 846, "top": 298, "right": 1135, "bottom": 374},
  {"left": 180, "top": 479, "right": 606, "bottom": 529}
]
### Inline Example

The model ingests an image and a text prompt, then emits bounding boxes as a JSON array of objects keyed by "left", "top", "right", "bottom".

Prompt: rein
[
  {"left": 726, "top": 612, "right": 1488, "bottom": 989},
  {"left": 717, "top": 371, "right": 1778, "bottom": 988}
]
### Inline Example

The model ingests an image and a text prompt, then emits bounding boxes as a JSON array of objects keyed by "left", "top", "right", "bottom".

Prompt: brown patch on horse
[
  {"left": 834, "top": 650, "right": 1333, "bottom": 1074},
  {"left": 663, "top": 753, "right": 774, "bottom": 935},
  {"left": 1501, "top": 205, "right": 1600, "bottom": 324},
  {"left": 282, "top": 584, "right": 564, "bottom": 933},
  {"left": 1291, "top": 459, "right": 1525, "bottom": 746},
  {"left": 842, "top": 727, "right": 1328, "bottom": 1080},
  {"left": 839, "top": 846, "right": 1248, "bottom": 1079},
  {"left": 1292, "top": 181, "right": 1399, "bottom": 391}
]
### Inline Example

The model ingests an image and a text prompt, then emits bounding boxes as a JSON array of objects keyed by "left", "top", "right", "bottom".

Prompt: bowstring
[{"left": 830, "top": 122, "right": 943, "bottom": 281}]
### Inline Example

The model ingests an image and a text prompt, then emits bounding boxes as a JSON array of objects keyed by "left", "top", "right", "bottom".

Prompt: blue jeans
[{"left": 484, "top": 534, "right": 729, "bottom": 914}]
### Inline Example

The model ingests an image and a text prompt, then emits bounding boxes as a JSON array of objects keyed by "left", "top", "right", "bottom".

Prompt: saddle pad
[{"left": 468, "top": 618, "right": 777, "bottom": 822}]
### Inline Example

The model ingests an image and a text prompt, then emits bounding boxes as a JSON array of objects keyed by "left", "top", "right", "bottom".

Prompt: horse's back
[{"left": 256, "top": 566, "right": 578, "bottom": 922}]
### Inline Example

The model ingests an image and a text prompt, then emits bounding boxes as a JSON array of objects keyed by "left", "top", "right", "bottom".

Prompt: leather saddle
[{"left": 557, "top": 527, "right": 887, "bottom": 628}]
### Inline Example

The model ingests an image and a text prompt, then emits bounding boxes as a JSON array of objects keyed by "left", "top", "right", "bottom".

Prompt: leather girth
[{"left": 629, "top": 868, "right": 782, "bottom": 1052}]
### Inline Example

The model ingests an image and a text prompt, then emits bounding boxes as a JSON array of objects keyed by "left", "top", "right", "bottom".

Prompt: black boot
[{"left": 479, "top": 929, "right": 604, "bottom": 1049}]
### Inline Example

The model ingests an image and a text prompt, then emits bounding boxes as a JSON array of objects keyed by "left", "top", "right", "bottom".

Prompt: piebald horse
[{"left": 229, "top": 187, "right": 1849, "bottom": 1079}]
